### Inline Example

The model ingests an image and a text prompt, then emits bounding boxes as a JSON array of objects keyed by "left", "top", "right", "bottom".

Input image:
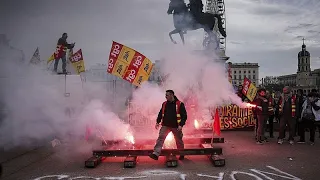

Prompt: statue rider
[
  {"left": 167, "top": 0, "right": 188, "bottom": 34},
  {"left": 188, "top": 0, "right": 204, "bottom": 23}
]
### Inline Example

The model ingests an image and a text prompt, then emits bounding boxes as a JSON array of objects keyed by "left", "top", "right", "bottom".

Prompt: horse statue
[{"left": 167, "top": 0, "right": 226, "bottom": 49}]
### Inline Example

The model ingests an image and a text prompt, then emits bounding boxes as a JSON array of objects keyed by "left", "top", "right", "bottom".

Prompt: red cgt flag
[{"left": 213, "top": 108, "right": 221, "bottom": 136}]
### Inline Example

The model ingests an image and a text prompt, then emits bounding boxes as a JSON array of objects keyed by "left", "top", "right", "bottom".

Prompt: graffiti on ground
[{"left": 33, "top": 166, "right": 301, "bottom": 180}]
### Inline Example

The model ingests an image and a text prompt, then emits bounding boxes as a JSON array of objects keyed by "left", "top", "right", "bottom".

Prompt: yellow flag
[
  {"left": 69, "top": 49, "right": 85, "bottom": 75},
  {"left": 47, "top": 54, "right": 55, "bottom": 64}
]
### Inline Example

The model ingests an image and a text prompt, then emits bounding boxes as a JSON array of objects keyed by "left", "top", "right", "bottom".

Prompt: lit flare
[
  {"left": 194, "top": 119, "right": 200, "bottom": 129},
  {"left": 164, "top": 132, "right": 174, "bottom": 148},
  {"left": 245, "top": 103, "right": 256, "bottom": 108},
  {"left": 125, "top": 134, "right": 135, "bottom": 144}
]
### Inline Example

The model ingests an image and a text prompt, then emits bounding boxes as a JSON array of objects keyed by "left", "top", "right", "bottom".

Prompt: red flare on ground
[{"left": 125, "top": 134, "right": 135, "bottom": 144}]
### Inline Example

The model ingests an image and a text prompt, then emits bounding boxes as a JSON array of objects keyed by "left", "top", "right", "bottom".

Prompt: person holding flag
[
  {"left": 253, "top": 88, "right": 269, "bottom": 145},
  {"left": 53, "top": 33, "right": 75, "bottom": 74}
]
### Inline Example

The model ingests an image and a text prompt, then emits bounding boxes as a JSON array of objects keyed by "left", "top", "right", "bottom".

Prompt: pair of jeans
[
  {"left": 53, "top": 55, "right": 67, "bottom": 73},
  {"left": 267, "top": 115, "right": 274, "bottom": 137},
  {"left": 299, "top": 119, "right": 316, "bottom": 142},
  {"left": 153, "top": 126, "right": 184, "bottom": 156},
  {"left": 256, "top": 115, "right": 268, "bottom": 141},
  {"left": 279, "top": 115, "right": 295, "bottom": 141}
]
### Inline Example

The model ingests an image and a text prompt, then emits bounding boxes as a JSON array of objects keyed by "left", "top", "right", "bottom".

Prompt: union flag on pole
[{"left": 107, "top": 41, "right": 153, "bottom": 87}]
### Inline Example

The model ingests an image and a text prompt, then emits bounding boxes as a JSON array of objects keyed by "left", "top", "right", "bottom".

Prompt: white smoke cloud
[
  {"left": 0, "top": 43, "right": 132, "bottom": 150},
  {"left": 0, "top": 36, "right": 244, "bottom": 152},
  {"left": 131, "top": 45, "right": 243, "bottom": 134}
]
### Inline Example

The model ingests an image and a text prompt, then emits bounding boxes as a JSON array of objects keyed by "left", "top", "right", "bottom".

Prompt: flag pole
[{"left": 211, "top": 107, "right": 215, "bottom": 146}]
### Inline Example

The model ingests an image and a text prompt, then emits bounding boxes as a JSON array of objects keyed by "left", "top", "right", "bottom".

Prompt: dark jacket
[
  {"left": 295, "top": 95, "right": 304, "bottom": 119},
  {"left": 237, "top": 91, "right": 247, "bottom": 102},
  {"left": 57, "top": 38, "right": 74, "bottom": 55},
  {"left": 157, "top": 100, "right": 187, "bottom": 128},
  {"left": 253, "top": 96, "right": 269, "bottom": 116}
]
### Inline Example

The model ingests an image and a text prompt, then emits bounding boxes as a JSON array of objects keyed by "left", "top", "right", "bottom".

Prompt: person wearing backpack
[{"left": 298, "top": 92, "right": 319, "bottom": 145}]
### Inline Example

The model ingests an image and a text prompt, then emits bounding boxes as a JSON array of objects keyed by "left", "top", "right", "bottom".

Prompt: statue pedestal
[{"left": 193, "top": 49, "right": 229, "bottom": 63}]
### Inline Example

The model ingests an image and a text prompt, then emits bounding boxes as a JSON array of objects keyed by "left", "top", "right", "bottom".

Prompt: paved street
[{"left": 1, "top": 131, "right": 320, "bottom": 180}]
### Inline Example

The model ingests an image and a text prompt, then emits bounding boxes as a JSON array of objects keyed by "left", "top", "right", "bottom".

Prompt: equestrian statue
[{"left": 167, "top": 0, "right": 226, "bottom": 48}]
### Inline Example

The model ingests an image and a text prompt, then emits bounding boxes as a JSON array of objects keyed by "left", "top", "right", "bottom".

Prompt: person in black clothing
[
  {"left": 188, "top": 0, "right": 204, "bottom": 22},
  {"left": 237, "top": 85, "right": 247, "bottom": 102},
  {"left": 253, "top": 88, "right": 269, "bottom": 144},
  {"left": 310, "top": 89, "right": 320, "bottom": 138},
  {"left": 53, "top": 33, "right": 75, "bottom": 74},
  {"left": 278, "top": 86, "right": 295, "bottom": 145},
  {"left": 265, "top": 91, "right": 275, "bottom": 138},
  {"left": 298, "top": 91, "right": 319, "bottom": 145},
  {"left": 149, "top": 90, "right": 187, "bottom": 160},
  {"left": 295, "top": 89, "right": 304, "bottom": 136}
]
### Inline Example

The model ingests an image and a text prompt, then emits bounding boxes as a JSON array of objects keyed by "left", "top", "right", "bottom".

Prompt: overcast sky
[{"left": 1, "top": 0, "right": 320, "bottom": 79}]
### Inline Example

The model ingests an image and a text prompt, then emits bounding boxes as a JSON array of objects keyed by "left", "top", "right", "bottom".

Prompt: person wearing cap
[
  {"left": 253, "top": 88, "right": 269, "bottom": 144},
  {"left": 53, "top": 33, "right": 75, "bottom": 74}
]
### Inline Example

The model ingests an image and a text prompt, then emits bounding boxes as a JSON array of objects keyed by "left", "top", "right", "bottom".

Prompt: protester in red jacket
[
  {"left": 53, "top": 33, "right": 75, "bottom": 74},
  {"left": 253, "top": 88, "right": 269, "bottom": 144}
]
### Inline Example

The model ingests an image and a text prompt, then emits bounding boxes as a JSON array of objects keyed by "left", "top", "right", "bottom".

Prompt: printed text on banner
[{"left": 69, "top": 49, "right": 85, "bottom": 74}]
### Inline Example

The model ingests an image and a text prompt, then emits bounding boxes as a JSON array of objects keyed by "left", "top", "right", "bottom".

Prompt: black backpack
[{"left": 302, "top": 99, "right": 315, "bottom": 121}]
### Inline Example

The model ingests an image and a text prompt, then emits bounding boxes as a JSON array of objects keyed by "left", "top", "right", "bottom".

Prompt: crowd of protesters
[{"left": 236, "top": 85, "right": 320, "bottom": 145}]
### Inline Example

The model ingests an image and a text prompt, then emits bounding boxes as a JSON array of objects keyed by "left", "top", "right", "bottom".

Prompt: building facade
[
  {"left": 277, "top": 40, "right": 320, "bottom": 94},
  {"left": 229, "top": 62, "right": 259, "bottom": 87},
  {"left": 148, "top": 60, "right": 162, "bottom": 84}
]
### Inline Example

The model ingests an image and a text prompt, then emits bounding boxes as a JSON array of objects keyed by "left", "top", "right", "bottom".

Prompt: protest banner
[
  {"left": 107, "top": 41, "right": 153, "bottom": 86},
  {"left": 242, "top": 77, "right": 257, "bottom": 102},
  {"left": 69, "top": 49, "right": 85, "bottom": 74},
  {"left": 200, "top": 104, "right": 255, "bottom": 130}
]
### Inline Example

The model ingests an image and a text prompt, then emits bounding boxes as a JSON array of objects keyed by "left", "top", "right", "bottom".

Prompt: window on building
[
  {"left": 234, "top": 71, "right": 236, "bottom": 74},
  {"left": 244, "top": 71, "right": 246, "bottom": 74},
  {"left": 239, "top": 71, "right": 241, "bottom": 73},
  {"left": 239, "top": 75, "right": 241, "bottom": 80},
  {"left": 253, "top": 75, "right": 255, "bottom": 80},
  {"left": 253, "top": 70, "right": 255, "bottom": 73},
  {"left": 234, "top": 75, "right": 237, "bottom": 79},
  {"left": 248, "top": 75, "right": 251, "bottom": 79},
  {"left": 248, "top": 70, "right": 251, "bottom": 73},
  {"left": 244, "top": 75, "right": 247, "bottom": 78},
  {"left": 298, "top": 67, "right": 300, "bottom": 71}
]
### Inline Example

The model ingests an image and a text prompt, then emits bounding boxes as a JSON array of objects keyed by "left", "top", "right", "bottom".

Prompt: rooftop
[{"left": 230, "top": 62, "right": 259, "bottom": 67}]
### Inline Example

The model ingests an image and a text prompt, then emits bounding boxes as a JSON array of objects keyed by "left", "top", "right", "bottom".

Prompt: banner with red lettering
[
  {"left": 69, "top": 49, "right": 85, "bottom": 74},
  {"left": 200, "top": 105, "right": 255, "bottom": 130},
  {"left": 47, "top": 45, "right": 65, "bottom": 64},
  {"left": 107, "top": 41, "right": 153, "bottom": 86}
]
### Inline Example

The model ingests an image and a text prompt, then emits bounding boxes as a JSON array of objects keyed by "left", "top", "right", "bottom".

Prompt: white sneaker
[{"left": 278, "top": 139, "right": 283, "bottom": 144}]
